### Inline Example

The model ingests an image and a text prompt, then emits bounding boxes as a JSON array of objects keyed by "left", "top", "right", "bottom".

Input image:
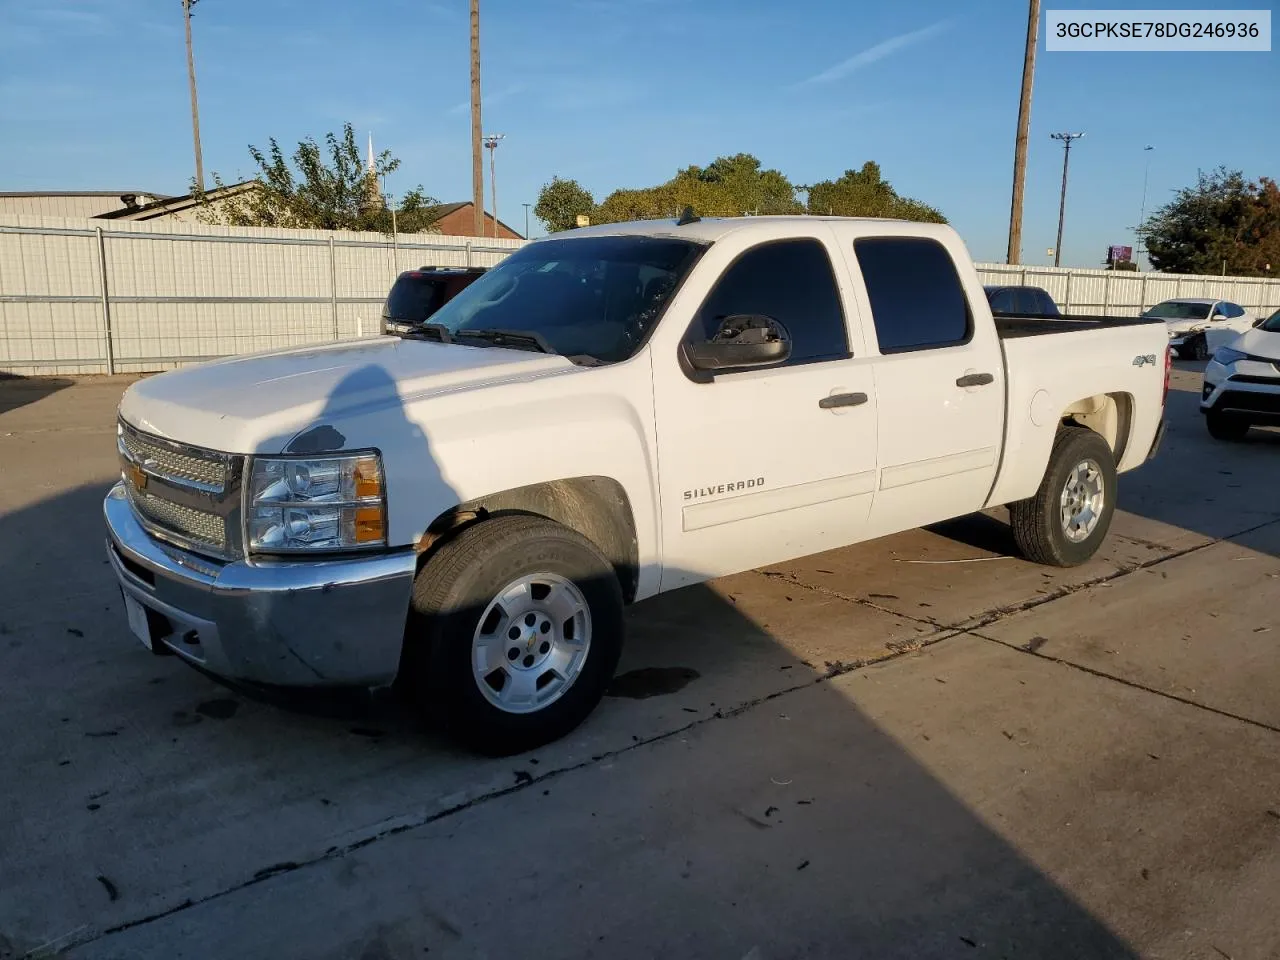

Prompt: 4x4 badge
[{"left": 1132, "top": 354, "right": 1157, "bottom": 367}]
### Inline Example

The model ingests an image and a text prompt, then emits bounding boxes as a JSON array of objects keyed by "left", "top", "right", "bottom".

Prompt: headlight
[
  {"left": 1212, "top": 346, "right": 1248, "bottom": 365},
  {"left": 246, "top": 453, "right": 386, "bottom": 553}
]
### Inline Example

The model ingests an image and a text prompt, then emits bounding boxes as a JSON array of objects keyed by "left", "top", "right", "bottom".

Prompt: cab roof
[{"left": 537, "top": 214, "right": 948, "bottom": 246}]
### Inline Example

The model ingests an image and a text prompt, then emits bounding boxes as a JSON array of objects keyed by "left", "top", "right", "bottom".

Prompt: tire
[
  {"left": 1205, "top": 410, "right": 1251, "bottom": 441},
  {"left": 403, "top": 514, "right": 624, "bottom": 756},
  {"left": 1190, "top": 336, "right": 1209, "bottom": 361},
  {"left": 1010, "top": 426, "right": 1118, "bottom": 568}
]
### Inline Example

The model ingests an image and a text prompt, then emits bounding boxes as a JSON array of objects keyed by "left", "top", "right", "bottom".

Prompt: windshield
[
  {"left": 1143, "top": 301, "right": 1212, "bottom": 320},
  {"left": 1261, "top": 308, "right": 1280, "bottom": 333},
  {"left": 426, "top": 235, "right": 706, "bottom": 363},
  {"left": 384, "top": 275, "right": 449, "bottom": 321}
]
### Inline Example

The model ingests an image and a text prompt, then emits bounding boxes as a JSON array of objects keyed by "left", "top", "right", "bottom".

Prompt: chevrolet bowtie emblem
[{"left": 126, "top": 462, "right": 148, "bottom": 490}]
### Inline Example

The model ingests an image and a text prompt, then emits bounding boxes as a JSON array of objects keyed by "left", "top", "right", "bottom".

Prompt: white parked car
[
  {"left": 105, "top": 215, "right": 1170, "bottom": 754},
  {"left": 1201, "top": 308, "right": 1280, "bottom": 440},
  {"left": 1141, "top": 297, "right": 1257, "bottom": 360}
]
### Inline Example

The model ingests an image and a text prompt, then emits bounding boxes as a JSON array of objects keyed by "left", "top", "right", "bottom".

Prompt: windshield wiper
[
  {"left": 403, "top": 323, "right": 453, "bottom": 343},
  {"left": 453, "top": 328, "right": 553, "bottom": 354}
]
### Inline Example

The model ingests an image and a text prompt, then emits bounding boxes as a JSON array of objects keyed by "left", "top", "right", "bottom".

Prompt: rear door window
[{"left": 854, "top": 237, "right": 971, "bottom": 352}]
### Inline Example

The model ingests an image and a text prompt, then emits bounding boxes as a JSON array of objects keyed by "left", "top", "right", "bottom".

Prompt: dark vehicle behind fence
[
  {"left": 382, "top": 267, "right": 488, "bottom": 335},
  {"left": 984, "top": 284, "right": 1063, "bottom": 319}
]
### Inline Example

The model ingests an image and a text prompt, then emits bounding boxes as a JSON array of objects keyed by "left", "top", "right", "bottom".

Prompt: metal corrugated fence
[
  {"left": 2, "top": 216, "right": 1279, "bottom": 375},
  {"left": 0, "top": 217, "right": 523, "bottom": 375}
]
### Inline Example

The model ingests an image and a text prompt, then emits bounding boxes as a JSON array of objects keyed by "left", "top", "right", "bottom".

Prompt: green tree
[
  {"left": 196, "top": 122, "right": 440, "bottom": 233},
  {"left": 533, "top": 176, "right": 597, "bottom": 233},
  {"left": 805, "top": 162, "right": 946, "bottom": 223},
  {"left": 592, "top": 153, "right": 803, "bottom": 223},
  {"left": 1143, "top": 167, "right": 1280, "bottom": 276}
]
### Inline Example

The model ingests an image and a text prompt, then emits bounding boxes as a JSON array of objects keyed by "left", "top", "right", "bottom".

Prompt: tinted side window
[
  {"left": 1037, "top": 290, "right": 1061, "bottom": 317},
  {"left": 1222, "top": 302, "right": 1245, "bottom": 318},
  {"left": 854, "top": 237, "right": 971, "bottom": 352},
  {"left": 691, "top": 239, "right": 848, "bottom": 365}
]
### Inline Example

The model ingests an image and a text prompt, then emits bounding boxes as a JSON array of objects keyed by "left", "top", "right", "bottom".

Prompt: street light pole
[
  {"left": 522, "top": 202, "right": 531, "bottom": 239},
  {"left": 1007, "top": 0, "right": 1041, "bottom": 264},
  {"left": 481, "top": 133, "right": 501, "bottom": 239},
  {"left": 483, "top": 134, "right": 505, "bottom": 238},
  {"left": 1137, "top": 145, "right": 1154, "bottom": 267},
  {"left": 181, "top": 0, "right": 204, "bottom": 192},
  {"left": 1049, "top": 132, "right": 1084, "bottom": 268}
]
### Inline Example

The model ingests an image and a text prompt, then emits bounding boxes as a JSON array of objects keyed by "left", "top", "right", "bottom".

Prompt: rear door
[{"left": 847, "top": 234, "right": 1006, "bottom": 537}]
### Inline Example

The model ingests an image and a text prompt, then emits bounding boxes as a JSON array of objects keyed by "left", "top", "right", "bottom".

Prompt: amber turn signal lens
[
  {"left": 354, "top": 456, "right": 383, "bottom": 500},
  {"left": 353, "top": 506, "right": 385, "bottom": 543}
]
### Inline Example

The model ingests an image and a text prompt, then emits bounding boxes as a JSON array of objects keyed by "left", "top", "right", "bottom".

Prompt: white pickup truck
[{"left": 106, "top": 215, "right": 1169, "bottom": 754}]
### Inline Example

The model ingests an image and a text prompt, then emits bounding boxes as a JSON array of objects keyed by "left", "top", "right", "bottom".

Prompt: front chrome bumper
[{"left": 104, "top": 482, "right": 416, "bottom": 687}]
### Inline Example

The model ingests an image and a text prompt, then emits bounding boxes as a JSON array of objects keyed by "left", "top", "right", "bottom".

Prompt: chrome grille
[
  {"left": 130, "top": 490, "right": 227, "bottom": 549},
  {"left": 118, "top": 423, "right": 227, "bottom": 492},
  {"left": 117, "top": 419, "right": 243, "bottom": 560}
]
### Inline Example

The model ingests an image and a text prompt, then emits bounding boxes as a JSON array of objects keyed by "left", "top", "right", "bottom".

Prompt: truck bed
[{"left": 994, "top": 313, "right": 1164, "bottom": 339}]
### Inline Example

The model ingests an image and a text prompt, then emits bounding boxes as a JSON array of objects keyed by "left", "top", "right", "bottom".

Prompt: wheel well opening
[
  {"left": 1060, "top": 392, "right": 1133, "bottom": 462},
  {"left": 416, "top": 477, "right": 641, "bottom": 603}
]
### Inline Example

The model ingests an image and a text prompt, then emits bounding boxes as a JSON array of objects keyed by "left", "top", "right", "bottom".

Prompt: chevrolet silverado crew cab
[{"left": 106, "top": 215, "right": 1169, "bottom": 755}]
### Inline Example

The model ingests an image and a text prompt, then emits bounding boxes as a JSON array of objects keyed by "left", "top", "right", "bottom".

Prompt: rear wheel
[
  {"left": 1205, "top": 410, "right": 1251, "bottom": 441},
  {"left": 1010, "top": 426, "right": 1117, "bottom": 567},
  {"left": 1189, "top": 336, "right": 1209, "bottom": 361},
  {"left": 402, "top": 514, "right": 624, "bottom": 756}
]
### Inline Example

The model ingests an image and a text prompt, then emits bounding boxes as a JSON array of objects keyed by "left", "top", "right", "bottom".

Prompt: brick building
[{"left": 425, "top": 201, "right": 524, "bottom": 240}]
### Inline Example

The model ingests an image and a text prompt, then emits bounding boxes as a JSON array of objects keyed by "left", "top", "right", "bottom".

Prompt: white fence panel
[{"left": 4, "top": 215, "right": 1279, "bottom": 376}]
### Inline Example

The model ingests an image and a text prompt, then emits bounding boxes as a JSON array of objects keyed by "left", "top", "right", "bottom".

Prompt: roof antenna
[{"left": 676, "top": 205, "right": 700, "bottom": 226}]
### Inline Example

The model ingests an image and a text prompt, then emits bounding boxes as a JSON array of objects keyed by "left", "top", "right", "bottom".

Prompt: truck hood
[{"left": 118, "top": 337, "right": 575, "bottom": 453}]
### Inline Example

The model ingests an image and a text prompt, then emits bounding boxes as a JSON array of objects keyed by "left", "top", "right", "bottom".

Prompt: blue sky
[{"left": 0, "top": 0, "right": 1276, "bottom": 266}]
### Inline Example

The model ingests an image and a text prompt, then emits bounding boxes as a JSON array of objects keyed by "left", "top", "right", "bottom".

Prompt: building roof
[
  {"left": 0, "top": 190, "right": 173, "bottom": 199},
  {"left": 426, "top": 200, "right": 523, "bottom": 237},
  {"left": 94, "top": 181, "right": 256, "bottom": 220}
]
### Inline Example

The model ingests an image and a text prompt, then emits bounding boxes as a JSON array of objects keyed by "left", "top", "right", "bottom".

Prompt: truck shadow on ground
[
  {"left": 0, "top": 366, "right": 1145, "bottom": 958},
  {"left": 0, "top": 373, "right": 74, "bottom": 414}
]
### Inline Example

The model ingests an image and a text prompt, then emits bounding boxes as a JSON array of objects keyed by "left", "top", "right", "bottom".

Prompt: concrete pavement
[{"left": 0, "top": 366, "right": 1277, "bottom": 959}]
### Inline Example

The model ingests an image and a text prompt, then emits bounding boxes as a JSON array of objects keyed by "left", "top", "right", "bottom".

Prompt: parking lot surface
[{"left": 1, "top": 367, "right": 1278, "bottom": 960}]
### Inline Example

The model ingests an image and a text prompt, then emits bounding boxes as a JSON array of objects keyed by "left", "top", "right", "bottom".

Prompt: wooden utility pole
[
  {"left": 1006, "top": 0, "right": 1040, "bottom": 264},
  {"left": 183, "top": 0, "right": 205, "bottom": 192},
  {"left": 470, "top": 0, "right": 484, "bottom": 237}
]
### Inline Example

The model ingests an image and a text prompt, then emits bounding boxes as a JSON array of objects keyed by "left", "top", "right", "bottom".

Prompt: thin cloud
[
  {"left": 447, "top": 82, "right": 526, "bottom": 117},
  {"left": 796, "top": 20, "right": 951, "bottom": 87}
]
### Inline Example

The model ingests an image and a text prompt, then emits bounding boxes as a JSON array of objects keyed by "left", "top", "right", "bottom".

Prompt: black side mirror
[{"left": 685, "top": 314, "right": 792, "bottom": 372}]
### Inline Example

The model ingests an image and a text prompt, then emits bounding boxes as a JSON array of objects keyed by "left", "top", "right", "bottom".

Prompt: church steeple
[{"left": 359, "top": 131, "right": 385, "bottom": 215}]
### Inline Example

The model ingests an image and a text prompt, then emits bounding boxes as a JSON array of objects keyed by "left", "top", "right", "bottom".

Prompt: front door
[{"left": 652, "top": 231, "right": 879, "bottom": 591}]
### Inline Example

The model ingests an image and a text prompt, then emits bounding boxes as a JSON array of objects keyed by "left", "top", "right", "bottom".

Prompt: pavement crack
[
  {"left": 754, "top": 569, "right": 942, "bottom": 627},
  {"left": 972, "top": 630, "right": 1280, "bottom": 736},
  {"left": 956, "top": 514, "right": 1280, "bottom": 635}
]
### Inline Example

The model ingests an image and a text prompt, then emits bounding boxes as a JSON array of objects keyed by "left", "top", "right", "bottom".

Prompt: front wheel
[
  {"left": 403, "top": 514, "right": 625, "bottom": 756},
  {"left": 1189, "top": 336, "right": 1209, "bottom": 361},
  {"left": 1010, "top": 426, "right": 1118, "bottom": 567},
  {"left": 1205, "top": 410, "right": 1251, "bottom": 441}
]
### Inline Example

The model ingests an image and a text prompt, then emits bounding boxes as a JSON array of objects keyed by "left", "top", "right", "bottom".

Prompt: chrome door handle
[
  {"left": 955, "top": 373, "right": 995, "bottom": 388},
  {"left": 818, "top": 392, "right": 868, "bottom": 409}
]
